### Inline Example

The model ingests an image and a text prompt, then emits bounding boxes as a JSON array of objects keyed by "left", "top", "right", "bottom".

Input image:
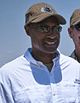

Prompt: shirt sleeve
[{"left": 0, "top": 70, "right": 15, "bottom": 103}]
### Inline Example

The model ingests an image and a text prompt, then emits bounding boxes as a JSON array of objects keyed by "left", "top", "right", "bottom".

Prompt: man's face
[
  {"left": 28, "top": 17, "right": 61, "bottom": 54},
  {"left": 69, "top": 22, "right": 80, "bottom": 50}
]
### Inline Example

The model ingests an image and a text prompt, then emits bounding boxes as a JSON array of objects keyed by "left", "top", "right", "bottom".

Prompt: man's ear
[
  {"left": 24, "top": 25, "right": 30, "bottom": 36},
  {"left": 68, "top": 27, "right": 73, "bottom": 38}
]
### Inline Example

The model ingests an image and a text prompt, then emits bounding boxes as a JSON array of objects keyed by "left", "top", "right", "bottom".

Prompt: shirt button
[{"left": 53, "top": 93, "right": 55, "bottom": 96}]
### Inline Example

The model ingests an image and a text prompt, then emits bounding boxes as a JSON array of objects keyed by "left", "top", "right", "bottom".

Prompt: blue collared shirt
[{"left": 0, "top": 48, "right": 80, "bottom": 103}]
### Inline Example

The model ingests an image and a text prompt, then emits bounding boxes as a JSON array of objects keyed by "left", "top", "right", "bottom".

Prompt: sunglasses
[
  {"left": 32, "top": 24, "right": 62, "bottom": 33},
  {"left": 73, "top": 22, "right": 80, "bottom": 31}
]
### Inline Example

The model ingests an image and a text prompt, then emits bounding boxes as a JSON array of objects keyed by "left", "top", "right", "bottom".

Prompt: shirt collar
[
  {"left": 70, "top": 50, "right": 78, "bottom": 61},
  {"left": 24, "top": 48, "right": 60, "bottom": 66},
  {"left": 70, "top": 50, "right": 80, "bottom": 63}
]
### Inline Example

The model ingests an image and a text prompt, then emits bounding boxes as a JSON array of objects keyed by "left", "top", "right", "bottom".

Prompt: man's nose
[{"left": 49, "top": 27, "right": 53, "bottom": 34}]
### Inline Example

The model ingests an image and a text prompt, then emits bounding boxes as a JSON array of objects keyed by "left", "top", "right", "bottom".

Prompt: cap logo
[{"left": 41, "top": 7, "right": 52, "bottom": 13}]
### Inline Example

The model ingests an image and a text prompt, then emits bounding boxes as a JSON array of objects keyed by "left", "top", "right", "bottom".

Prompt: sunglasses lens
[
  {"left": 75, "top": 23, "right": 80, "bottom": 31},
  {"left": 57, "top": 26, "right": 62, "bottom": 32},
  {"left": 53, "top": 26, "right": 62, "bottom": 32},
  {"left": 34, "top": 24, "right": 62, "bottom": 33},
  {"left": 40, "top": 25, "right": 49, "bottom": 32}
]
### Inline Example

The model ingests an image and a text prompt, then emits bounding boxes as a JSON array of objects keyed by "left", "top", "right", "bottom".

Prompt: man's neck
[
  {"left": 31, "top": 50, "right": 57, "bottom": 64},
  {"left": 75, "top": 49, "right": 80, "bottom": 62}
]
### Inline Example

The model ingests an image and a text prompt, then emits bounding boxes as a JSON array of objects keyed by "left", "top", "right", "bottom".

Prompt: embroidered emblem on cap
[{"left": 41, "top": 7, "right": 53, "bottom": 13}]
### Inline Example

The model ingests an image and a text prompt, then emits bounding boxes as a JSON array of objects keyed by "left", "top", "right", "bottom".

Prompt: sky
[{"left": 0, "top": 0, "right": 80, "bottom": 67}]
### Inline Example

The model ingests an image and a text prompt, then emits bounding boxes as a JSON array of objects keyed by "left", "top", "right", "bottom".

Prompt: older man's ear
[
  {"left": 68, "top": 27, "right": 73, "bottom": 38},
  {"left": 24, "top": 25, "right": 30, "bottom": 36}
]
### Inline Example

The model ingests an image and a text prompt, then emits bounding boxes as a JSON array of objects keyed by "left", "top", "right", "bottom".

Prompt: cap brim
[
  {"left": 31, "top": 13, "right": 66, "bottom": 25},
  {"left": 71, "top": 19, "right": 80, "bottom": 26}
]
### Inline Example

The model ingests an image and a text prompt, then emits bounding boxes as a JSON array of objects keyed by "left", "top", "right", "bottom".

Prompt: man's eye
[
  {"left": 42, "top": 26, "right": 48, "bottom": 31},
  {"left": 41, "top": 25, "right": 48, "bottom": 31}
]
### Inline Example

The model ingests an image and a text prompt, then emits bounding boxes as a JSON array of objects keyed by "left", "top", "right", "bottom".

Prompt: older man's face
[{"left": 69, "top": 22, "right": 80, "bottom": 50}]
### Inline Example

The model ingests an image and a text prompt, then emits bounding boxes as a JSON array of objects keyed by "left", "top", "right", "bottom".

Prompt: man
[
  {"left": 0, "top": 2, "right": 80, "bottom": 103},
  {"left": 68, "top": 9, "right": 80, "bottom": 62}
]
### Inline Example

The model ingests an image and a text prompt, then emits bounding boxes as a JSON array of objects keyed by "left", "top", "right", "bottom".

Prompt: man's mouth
[
  {"left": 45, "top": 41, "right": 56, "bottom": 45},
  {"left": 44, "top": 36, "right": 57, "bottom": 45}
]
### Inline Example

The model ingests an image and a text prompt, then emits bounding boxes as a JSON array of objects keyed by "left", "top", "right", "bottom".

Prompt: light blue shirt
[{"left": 0, "top": 48, "right": 80, "bottom": 103}]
